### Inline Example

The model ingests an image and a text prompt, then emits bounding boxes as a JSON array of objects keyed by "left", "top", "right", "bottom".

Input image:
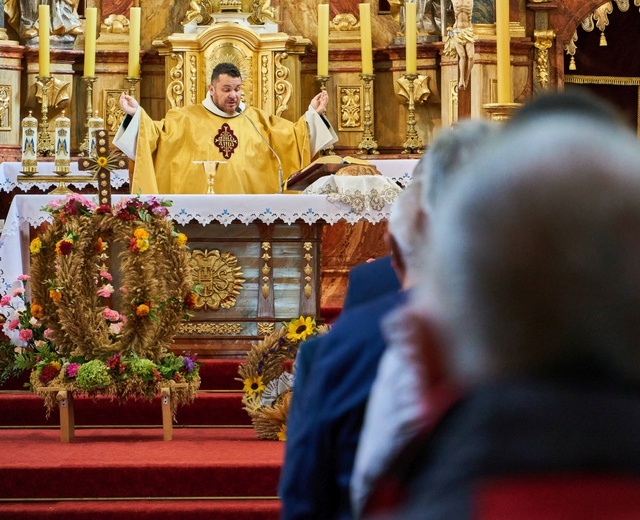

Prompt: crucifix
[{"left": 78, "top": 129, "right": 127, "bottom": 207}]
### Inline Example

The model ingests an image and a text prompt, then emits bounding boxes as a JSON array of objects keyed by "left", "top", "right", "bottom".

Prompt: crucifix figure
[
  {"left": 444, "top": 0, "right": 474, "bottom": 90},
  {"left": 78, "top": 130, "right": 127, "bottom": 207}
]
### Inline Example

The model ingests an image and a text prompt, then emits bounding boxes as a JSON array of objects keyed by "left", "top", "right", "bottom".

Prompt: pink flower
[
  {"left": 18, "top": 329, "right": 33, "bottom": 341},
  {"left": 0, "top": 295, "right": 10, "bottom": 306},
  {"left": 44, "top": 329, "right": 55, "bottom": 340},
  {"left": 12, "top": 288, "right": 25, "bottom": 297},
  {"left": 109, "top": 322, "right": 123, "bottom": 335},
  {"left": 100, "top": 271, "right": 113, "bottom": 281},
  {"left": 8, "top": 319, "right": 19, "bottom": 331},
  {"left": 18, "top": 275, "right": 31, "bottom": 281},
  {"left": 97, "top": 284, "right": 114, "bottom": 298},
  {"left": 66, "top": 363, "right": 80, "bottom": 378},
  {"left": 102, "top": 308, "right": 120, "bottom": 322}
]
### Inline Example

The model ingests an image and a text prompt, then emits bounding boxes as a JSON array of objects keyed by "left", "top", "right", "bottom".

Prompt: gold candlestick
[
  {"left": 79, "top": 76, "right": 97, "bottom": 157},
  {"left": 358, "top": 73, "right": 379, "bottom": 155},
  {"left": 36, "top": 75, "right": 54, "bottom": 156},
  {"left": 315, "top": 75, "right": 335, "bottom": 156},
  {"left": 126, "top": 77, "right": 141, "bottom": 98},
  {"left": 397, "top": 73, "right": 431, "bottom": 153}
]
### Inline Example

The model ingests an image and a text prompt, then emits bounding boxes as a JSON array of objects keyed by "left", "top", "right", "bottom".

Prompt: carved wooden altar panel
[{"left": 169, "top": 219, "right": 322, "bottom": 356}]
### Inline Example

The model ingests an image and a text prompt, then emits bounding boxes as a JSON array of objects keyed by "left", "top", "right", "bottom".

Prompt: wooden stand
[{"left": 38, "top": 384, "right": 188, "bottom": 443}]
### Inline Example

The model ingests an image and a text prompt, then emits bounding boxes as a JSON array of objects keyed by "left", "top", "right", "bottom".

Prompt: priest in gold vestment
[{"left": 114, "top": 62, "right": 339, "bottom": 194}]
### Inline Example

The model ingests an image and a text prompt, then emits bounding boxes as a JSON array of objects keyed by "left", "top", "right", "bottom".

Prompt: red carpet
[{"left": 0, "top": 359, "right": 284, "bottom": 519}]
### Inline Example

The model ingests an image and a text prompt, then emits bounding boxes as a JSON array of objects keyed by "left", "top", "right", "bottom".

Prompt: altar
[{"left": 0, "top": 189, "right": 410, "bottom": 356}]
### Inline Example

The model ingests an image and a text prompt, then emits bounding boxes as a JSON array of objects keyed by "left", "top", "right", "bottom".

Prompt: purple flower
[
  {"left": 183, "top": 356, "right": 195, "bottom": 373},
  {"left": 66, "top": 363, "right": 80, "bottom": 378}
]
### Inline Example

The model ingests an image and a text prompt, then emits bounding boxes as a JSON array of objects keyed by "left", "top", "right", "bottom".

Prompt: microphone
[{"left": 235, "top": 106, "right": 284, "bottom": 194}]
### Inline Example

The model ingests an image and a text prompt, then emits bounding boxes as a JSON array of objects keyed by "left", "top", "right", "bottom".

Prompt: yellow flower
[
  {"left": 134, "top": 228, "right": 149, "bottom": 240},
  {"left": 286, "top": 316, "right": 316, "bottom": 342},
  {"left": 136, "top": 239, "right": 149, "bottom": 252},
  {"left": 50, "top": 361, "right": 61, "bottom": 371},
  {"left": 243, "top": 376, "right": 266, "bottom": 395},
  {"left": 277, "top": 424, "right": 287, "bottom": 442},
  {"left": 174, "top": 233, "right": 188, "bottom": 246},
  {"left": 29, "top": 237, "right": 42, "bottom": 254},
  {"left": 97, "top": 156, "right": 108, "bottom": 168},
  {"left": 49, "top": 290, "right": 62, "bottom": 302},
  {"left": 136, "top": 304, "right": 150, "bottom": 317}
]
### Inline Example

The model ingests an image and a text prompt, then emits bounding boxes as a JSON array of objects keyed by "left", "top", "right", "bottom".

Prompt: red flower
[
  {"left": 56, "top": 240, "right": 74, "bottom": 255},
  {"left": 128, "top": 237, "right": 139, "bottom": 252},
  {"left": 282, "top": 359, "right": 294, "bottom": 374},
  {"left": 96, "top": 204, "right": 112, "bottom": 214},
  {"left": 39, "top": 364, "right": 60, "bottom": 384},
  {"left": 184, "top": 292, "right": 198, "bottom": 310}
]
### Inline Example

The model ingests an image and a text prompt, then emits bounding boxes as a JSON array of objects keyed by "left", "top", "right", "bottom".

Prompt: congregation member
[
  {"left": 278, "top": 176, "right": 426, "bottom": 520},
  {"left": 366, "top": 96, "right": 640, "bottom": 519},
  {"left": 351, "top": 119, "right": 495, "bottom": 518},
  {"left": 114, "top": 62, "right": 338, "bottom": 194}
]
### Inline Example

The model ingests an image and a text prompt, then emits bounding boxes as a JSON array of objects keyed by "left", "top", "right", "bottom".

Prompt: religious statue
[
  {"left": 5, "top": 0, "right": 83, "bottom": 43},
  {"left": 390, "top": 0, "right": 453, "bottom": 38},
  {"left": 444, "top": 0, "right": 474, "bottom": 89}
]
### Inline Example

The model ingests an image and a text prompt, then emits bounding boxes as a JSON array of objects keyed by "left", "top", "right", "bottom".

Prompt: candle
[
  {"left": 317, "top": 4, "right": 329, "bottom": 76},
  {"left": 21, "top": 111, "right": 38, "bottom": 174},
  {"left": 84, "top": 8, "right": 97, "bottom": 77},
  {"left": 359, "top": 3, "right": 373, "bottom": 75},
  {"left": 128, "top": 7, "right": 141, "bottom": 78},
  {"left": 496, "top": 0, "right": 511, "bottom": 103},
  {"left": 405, "top": 2, "right": 417, "bottom": 74},
  {"left": 38, "top": 5, "right": 50, "bottom": 77}
]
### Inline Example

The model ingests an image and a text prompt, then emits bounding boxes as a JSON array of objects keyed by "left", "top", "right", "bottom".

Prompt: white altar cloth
[
  {"left": 0, "top": 162, "right": 129, "bottom": 192},
  {"left": 0, "top": 159, "right": 418, "bottom": 193},
  {"left": 0, "top": 193, "right": 397, "bottom": 290}
]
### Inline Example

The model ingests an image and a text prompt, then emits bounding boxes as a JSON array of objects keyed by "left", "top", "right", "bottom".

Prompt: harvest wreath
[
  {"left": 238, "top": 316, "right": 326, "bottom": 441},
  {"left": 20, "top": 194, "right": 200, "bottom": 416}
]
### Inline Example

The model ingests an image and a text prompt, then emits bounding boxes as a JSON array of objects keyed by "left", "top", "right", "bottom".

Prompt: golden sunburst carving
[{"left": 190, "top": 249, "right": 245, "bottom": 311}]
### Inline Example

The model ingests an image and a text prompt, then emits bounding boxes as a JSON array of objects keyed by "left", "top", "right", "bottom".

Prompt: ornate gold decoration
[
  {"left": 303, "top": 242, "right": 313, "bottom": 299},
  {"left": 190, "top": 249, "right": 245, "bottom": 311},
  {"left": 258, "top": 322, "right": 276, "bottom": 336},
  {"left": 534, "top": 30, "right": 555, "bottom": 91},
  {"left": 220, "top": 0, "right": 242, "bottom": 13},
  {"left": 104, "top": 90, "right": 126, "bottom": 135},
  {"left": 248, "top": 0, "right": 277, "bottom": 24},
  {"left": 78, "top": 131, "right": 128, "bottom": 206},
  {"left": 102, "top": 14, "right": 130, "bottom": 33},
  {"left": 332, "top": 13, "right": 359, "bottom": 30},
  {"left": 338, "top": 86, "right": 363, "bottom": 131},
  {"left": 564, "top": 31, "right": 578, "bottom": 71},
  {"left": 482, "top": 103, "right": 522, "bottom": 122},
  {"left": 262, "top": 55, "right": 269, "bottom": 108},
  {"left": 261, "top": 241, "right": 272, "bottom": 299},
  {"left": 179, "top": 322, "right": 244, "bottom": 335},
  {"left": 182, "top": 0, "right": 214, "bottom": 26},
  {"left": 190, "top": 55, "right": 198, "bottom": 105},
  {"left": 78, "top": 76, "right": 97, "bottom": 156},
  {"left": 274, "top": 52, "right": 292, "bottom": 117},
  {"left": 36, "top": 76, "right": 54, "bottom": 156},
  {"left": 358, "top": 74, "right": 379, "bottom": 154},
  {"left": 449, "top": 80, "right": 459, "bottom": 125},
  {"left": 167, "top": 53, "right": 185, "bottom": 109},
  {"left": 0, "top": 85, "right": 11, "bottom": 130},
  {"left": 396, "top": 74, "right": 431, "bottom": 153}
]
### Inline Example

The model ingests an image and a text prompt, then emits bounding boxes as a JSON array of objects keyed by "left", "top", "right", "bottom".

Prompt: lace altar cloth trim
[
  {"left": 0, "top": 162, "right": 129, "bottom": 192},
  {"left": 0, "top": 194, "right": 395, "bottom": 289},
  {"left": 0, "top": 159, "right": 416, "bottom": 193},
  {"left": 303, "top": 176, "right": 402, "bottom": 213}
]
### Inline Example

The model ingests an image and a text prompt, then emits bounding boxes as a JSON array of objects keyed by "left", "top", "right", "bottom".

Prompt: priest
[{"left": 113, "top": 62, "right": 338, "bottom": 194}]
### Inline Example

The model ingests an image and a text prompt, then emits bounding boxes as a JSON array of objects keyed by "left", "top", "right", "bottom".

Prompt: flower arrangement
[
  {"left": 1, "top": 194, "right": 201, "bottom": 417},
  {"left": 237, "top": 316, "right": 325, "bottom": 441}
]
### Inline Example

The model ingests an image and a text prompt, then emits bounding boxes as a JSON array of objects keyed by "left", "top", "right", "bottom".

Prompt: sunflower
[
  {"left": 243, "top": 375, "right": 266, "bottom": 395},
  {"left": 286, "top": 316, "right": 316, "bottom": 342}
]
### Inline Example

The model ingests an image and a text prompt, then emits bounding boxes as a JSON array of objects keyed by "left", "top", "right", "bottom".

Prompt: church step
[
  {"left": 0, "top": 428, "right": 283, "bottom": 501},
  {"left": 0, "top": 499, "right": 280, "bottom": 520},
  {"left": 0, "top": 391, "right": 250, "bottom": 428}
]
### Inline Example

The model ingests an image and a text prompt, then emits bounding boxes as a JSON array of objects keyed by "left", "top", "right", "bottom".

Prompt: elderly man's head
[{"left": 419, "top": 109, "right": 640, "bottom": 387}]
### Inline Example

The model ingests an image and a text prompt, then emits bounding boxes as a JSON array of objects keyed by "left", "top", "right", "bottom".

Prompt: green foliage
[{"left": 76, "top": 359, "right": 111, "bottom": 390}]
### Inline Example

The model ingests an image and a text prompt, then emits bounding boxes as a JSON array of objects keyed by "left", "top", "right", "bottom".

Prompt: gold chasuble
[{"left": 126, "top": 103, "right": 313, "bottom": 194}]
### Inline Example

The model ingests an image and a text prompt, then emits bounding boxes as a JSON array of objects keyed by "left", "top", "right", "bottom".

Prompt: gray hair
[{"left": 421, "top": 113, "right": 640, "bottom": 386}]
